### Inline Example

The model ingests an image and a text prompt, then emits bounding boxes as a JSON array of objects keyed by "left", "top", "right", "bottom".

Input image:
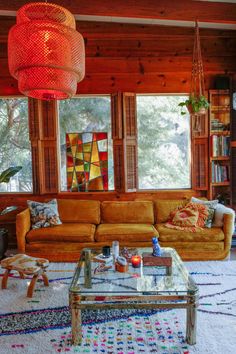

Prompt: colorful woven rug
[{"left": 1, "top": 261, "right": 236, "bottom": 353}]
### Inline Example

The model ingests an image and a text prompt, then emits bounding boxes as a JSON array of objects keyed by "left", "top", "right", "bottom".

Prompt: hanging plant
[
  {"left": 178, "top": 95, "right": 209, "bottom": 115},
  {"left": 178, "top": 21, "right": 209, "bottom": 129}
]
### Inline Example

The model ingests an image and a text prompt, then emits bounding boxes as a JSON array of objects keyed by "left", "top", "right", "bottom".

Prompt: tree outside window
[
  {"left": 0, "top": 98, "right": 32, "bottom": 192},
  {"left": 137, "top": 95, "right": 191, "bottom": 189}
]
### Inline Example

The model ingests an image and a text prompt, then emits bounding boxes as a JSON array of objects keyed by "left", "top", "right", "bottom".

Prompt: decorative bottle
[{"left": 152, "top": 237, "right": 162, "bottom": 257}]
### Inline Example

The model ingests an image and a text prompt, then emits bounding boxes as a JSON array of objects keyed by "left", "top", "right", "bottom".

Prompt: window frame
[
  {"left": 136, "top": 93, "right": 192, "bottom": 191},
  {"left": 0, "top": 95, "right": 33, "bottom": 195},
  {"left": 0, "top": 93, "right": 198, "bottom": 196},
  {"left": 57, "top": 94, "right": 115, "bottom": 193}
]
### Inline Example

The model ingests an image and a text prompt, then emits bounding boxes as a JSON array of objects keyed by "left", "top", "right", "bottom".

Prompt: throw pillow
[
  {"left": 191, "top": 196, "right": 218, "bottom": 208},
  {"left": 191, "top": 197, "right": 218, "bottom": 228},
  {"left": 165, "top": 202, "right": 209, "bottom": 232},
  {"left": 213, "top": 203, "right": 235, "bottom": 233},
  {"left": 27, "top": 199, "right": 62, "bottom": 229},
  {"left": 204, "top": 207, "right": 215, "bottom": 228}
]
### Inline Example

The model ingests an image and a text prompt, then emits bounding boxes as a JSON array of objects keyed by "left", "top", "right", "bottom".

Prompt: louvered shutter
[
  {"left": 191, "top": 112, "right": 209, "bottom": 190},
  {"left": 111, "top": 92, "right": 138, "bottom": 192},
  {"left": 28, "top": 99, "right": 59, "bottom": 194}
]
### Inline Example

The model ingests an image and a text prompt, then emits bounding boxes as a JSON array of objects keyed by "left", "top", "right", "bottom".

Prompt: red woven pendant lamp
[{"left": 8, "top": 2, "right": 85, "bottom": 100}]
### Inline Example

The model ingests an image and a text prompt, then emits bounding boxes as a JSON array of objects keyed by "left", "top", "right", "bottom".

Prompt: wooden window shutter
[
  {"left": 191, "top": 113, "right": 209, "bottom": 190},
  {"left": 111, "top": 93, "right": 138, "bottom": 192},
  {"left": 28, "top": 98, "right": 41, "bottom": 194},
  {"left": 28, "top": 99, "right": 59, "bottom": 194},
  {"left": 111, "top": 93, "right": 125, "bottom": 192},
  {"left": 123, "top": 93, "right": 138, "bottom": 191}
]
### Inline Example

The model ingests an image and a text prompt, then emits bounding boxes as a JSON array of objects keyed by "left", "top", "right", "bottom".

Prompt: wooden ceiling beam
[
  {"left": 1, "top": 17, "right": 236, "bottom": 40},
  {"left": 0, "top": 0, "right": 235, "bottom": 25}
]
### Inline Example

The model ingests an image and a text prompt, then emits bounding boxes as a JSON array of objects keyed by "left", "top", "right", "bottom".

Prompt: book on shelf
[
  {"left": 211, "top": 135, "right": 230, "bottom": 157},
  {"left": 210, "top": 119, "right": 230, "bottom": 132},
  {"left": 211, "top": 161, "right": 229, "bottom": 183}
]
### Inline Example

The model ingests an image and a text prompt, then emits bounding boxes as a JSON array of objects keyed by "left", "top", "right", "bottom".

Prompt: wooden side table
[{"left": 1, "top": 254, "right": 49, "bottom": 297}]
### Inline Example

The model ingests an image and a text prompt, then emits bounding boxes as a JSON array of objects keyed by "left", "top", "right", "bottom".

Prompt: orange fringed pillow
[{"left": 165, "top": 202, "right": 209, "bottom": 232}]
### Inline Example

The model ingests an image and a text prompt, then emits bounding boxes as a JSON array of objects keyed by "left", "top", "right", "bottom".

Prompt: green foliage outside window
[
  {"left": 137, "top": 95, "right": 191, "bottom": 189},
  {"left": 0, "top": 98, "right": 32, "bottom": 192}
]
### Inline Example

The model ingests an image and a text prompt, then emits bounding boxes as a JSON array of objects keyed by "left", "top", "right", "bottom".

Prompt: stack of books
[
  {"left": 211, "top": 135, "right": 230, "bottom": 157},
  {"left": 211, "top": 162, "right": 229, "bottom": 183},
  {"left": 211, "top": 119, "right": 226, "bottom": 131}
]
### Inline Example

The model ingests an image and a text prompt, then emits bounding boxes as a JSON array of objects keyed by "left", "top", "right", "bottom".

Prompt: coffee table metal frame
[{"left": 69, "top": 247, "right": 199, "bottom": 346}]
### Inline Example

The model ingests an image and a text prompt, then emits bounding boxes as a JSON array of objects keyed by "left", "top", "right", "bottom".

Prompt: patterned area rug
[{"left": 1, "top": 261, "right": 236, "bottom": 353}]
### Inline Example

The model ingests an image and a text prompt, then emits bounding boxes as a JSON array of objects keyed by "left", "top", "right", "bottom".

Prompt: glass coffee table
[{"left": 69, "top": 247, "right": 198, "bottom": 346}]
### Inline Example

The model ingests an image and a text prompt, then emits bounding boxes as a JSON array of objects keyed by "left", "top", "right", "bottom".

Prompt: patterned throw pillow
[
  {"left": 191, "top": 197, "right": 218, "bottom": 228},
  {"left": 27, "top": 199, "right": 62, "bottom": 229},
  {"left": 165, "top": 202, "right": 209, "bottom": 232}
]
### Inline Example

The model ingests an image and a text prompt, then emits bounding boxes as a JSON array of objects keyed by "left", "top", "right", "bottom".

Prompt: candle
[{"left": 131, "top": 255, "right": 141, "bottom": 268}]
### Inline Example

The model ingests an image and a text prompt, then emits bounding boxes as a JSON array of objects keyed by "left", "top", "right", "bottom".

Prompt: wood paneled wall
[
  {"left": 0, "top": 17, "right": 236, "bottom": 246},
  {"left": 0, "top": 18, "right": 236, "bottom": 94}
]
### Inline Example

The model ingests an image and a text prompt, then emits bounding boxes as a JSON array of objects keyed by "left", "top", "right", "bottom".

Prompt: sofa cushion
[
  {"left": 155, "top": 223, "right": 224, "bottom": 242},
  {"left": 27, "top": 199, "right": 62, "bottom": 229},
  {"left": 57, "top": 200, "right": 100, "bottom": 224},
  {"left": 26, "top": 223, "right": 95, "bottom": 243},
  {"left": 95, "top": 224, "right": 158, "bottom": 242},
  {"left": 101, "top": 201, "right": 154, "bottom": 224},
  {"left": 154, "top": 199, "right": 188, "bottom": 223}
]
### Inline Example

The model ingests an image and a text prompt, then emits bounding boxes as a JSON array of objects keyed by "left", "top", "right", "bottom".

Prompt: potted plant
[
  {"left": 0, "top": 166, "right": 22, "bottom": 213},
  {"left": 178, "top": 95, "right": 209, "bottom": 116},
  {"left": 0, "top": 166, "right": 22, "bottom": 185}
]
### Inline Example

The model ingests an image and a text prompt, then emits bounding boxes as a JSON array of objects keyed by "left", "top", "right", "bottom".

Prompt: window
[
  {"left": 0, "top": 98, "right": 32, "bottom": 192},
  {"left": 59, "top": 96, "right": 114, "bottom": 191},
  {"left": 137, "top": 95, "right": 191, "bottom": 189}
]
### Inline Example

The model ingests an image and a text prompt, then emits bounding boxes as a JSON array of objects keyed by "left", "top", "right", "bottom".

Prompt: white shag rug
[{"left": 0, "top": 261, "right": 236, "bottom": 354}]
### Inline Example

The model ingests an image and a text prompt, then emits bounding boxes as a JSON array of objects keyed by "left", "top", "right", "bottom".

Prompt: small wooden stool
[{"left": 1, "top": 254, "right": 49, "bottom": 298}]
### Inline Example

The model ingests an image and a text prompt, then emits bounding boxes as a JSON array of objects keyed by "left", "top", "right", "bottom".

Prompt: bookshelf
[{"left": 209, "top": 89, "right": 231, "bottom": 203}]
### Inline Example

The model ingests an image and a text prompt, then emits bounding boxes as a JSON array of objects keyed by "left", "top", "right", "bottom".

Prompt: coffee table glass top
[{"left": 69, "top": 247, "right": 197, "bottom": 296}]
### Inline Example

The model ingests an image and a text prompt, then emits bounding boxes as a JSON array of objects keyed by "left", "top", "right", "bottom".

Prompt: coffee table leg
[
  {"left": 70, "top": 293, "right": 82, "bottom": 345},
  {"left": 186, "top": 289, "right": 198, "bottom": 345}
]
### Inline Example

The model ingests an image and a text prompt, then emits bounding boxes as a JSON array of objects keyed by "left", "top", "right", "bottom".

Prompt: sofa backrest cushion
[
  {"left": 57, "top": 199, "right": 100, "bottom": 224},
  {"left": 154, "top": 199, "right": 188, "bottom": 223},
  {"left": 101, "top": 201, "right": 154, "bottom": 224}
]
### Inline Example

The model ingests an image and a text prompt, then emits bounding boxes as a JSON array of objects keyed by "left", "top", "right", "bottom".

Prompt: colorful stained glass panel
[
  {"left": 97, "top": 139, "right": 107, "bottom": 152},
  {"left": 66, "top": 132, "right": 108, "bottom": 191}
]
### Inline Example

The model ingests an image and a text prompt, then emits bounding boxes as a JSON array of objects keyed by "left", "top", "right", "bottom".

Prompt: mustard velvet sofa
[{"left": 16, "top": 199, "right": 234, "bottom": 262}]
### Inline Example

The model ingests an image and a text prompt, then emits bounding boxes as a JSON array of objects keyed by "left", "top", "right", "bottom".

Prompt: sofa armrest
[
  {"left": 223, "top": 213, "right": 235, "bottom": 251},
  {"left": 16, "top": 208, "right": 31, "bottom": 253}
]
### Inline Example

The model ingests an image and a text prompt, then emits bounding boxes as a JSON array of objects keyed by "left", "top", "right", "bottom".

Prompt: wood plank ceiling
[
  {"left": 0, "top": 0, "right": 235, "bottom": 94},
  {"left": 0, "top": 0, "right": 236, "bottom": 24}
]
